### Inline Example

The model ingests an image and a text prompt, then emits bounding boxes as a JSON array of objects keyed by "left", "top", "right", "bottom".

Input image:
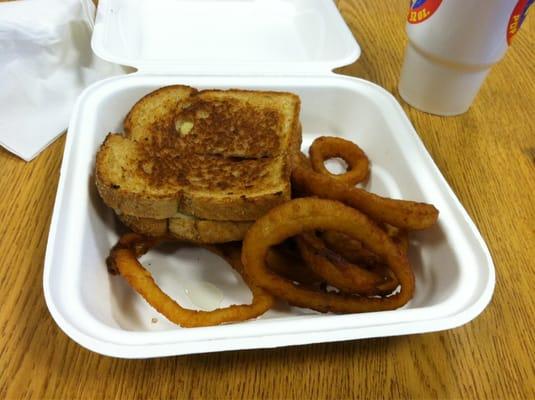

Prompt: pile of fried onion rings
[
  {"left": 108, "top": 136, "right": 439, "bottom": 326},
  {"left": 242, "top": 198, "right": 416, "bottom": 313}
]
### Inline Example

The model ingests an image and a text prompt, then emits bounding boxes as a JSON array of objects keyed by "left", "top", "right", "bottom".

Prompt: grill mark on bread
[
  {"left": 171, "top": 98, "right": 281, "bottom": 158},
  {"left": 135, "top": 151, "right": 278, "bottom": 191},
  {"left": 133, "top": 98, "right": 285, "bottom": 192}
]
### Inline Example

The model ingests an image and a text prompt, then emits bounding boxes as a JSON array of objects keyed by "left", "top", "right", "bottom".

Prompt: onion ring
[
  {"left": 108, "top": 233, "right": 274, "bottom": 327},
  {"left": 321, "top": 230, "right": 381, "bottom": 265},
  {"left": 296, "top": 232, "right": 398, "bottom": 295},
  {"left": 242, "top": 198, "right": 415, "bottom": 313},
  {"left": 292, "top": 154, "right": 439, "bottom": 230},
  {"left": 321, "top": 225, "right": 408, "bottom": 265},
  {"left": 309, "top": 136, "right": 369, "bottom": 185},
  {"left": 210, "top": 241, "right": 322, "bottom": 286},
  {"left": 384, "top": 224, "right": 409, "bottom": 253},
  {"left": 266, "top": 243, "right": 323, "bottom": 286}
]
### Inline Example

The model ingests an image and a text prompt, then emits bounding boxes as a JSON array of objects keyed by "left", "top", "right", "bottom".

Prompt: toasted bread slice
[
  {"left": 124, "top": 86, "right": 300, "bottom": 158},
  {"left": 96, "top": 87, "right": 301, "bottom": 220},
  {"left": 117, "top": 212, "right": 252, "bottom": 243}
]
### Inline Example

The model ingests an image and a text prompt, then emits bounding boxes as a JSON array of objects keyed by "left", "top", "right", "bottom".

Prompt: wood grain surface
[{"left": 1, "top": 1, "right": 534, "bottom": 399}]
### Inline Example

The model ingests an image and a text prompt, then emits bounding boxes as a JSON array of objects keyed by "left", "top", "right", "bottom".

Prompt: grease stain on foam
[{"left": 183, "top": 281, "right": 223, "bottom": 311}]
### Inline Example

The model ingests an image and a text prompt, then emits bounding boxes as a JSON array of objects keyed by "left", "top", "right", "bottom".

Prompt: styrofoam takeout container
[{"left": 44, "top": 0, "right": 495, "bottom": 358}]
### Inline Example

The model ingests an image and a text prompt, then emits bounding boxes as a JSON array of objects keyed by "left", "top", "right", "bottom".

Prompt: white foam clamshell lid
[
  {"left": 44, "top": 0, "right": 495, "bottom": 358},
  {"left": 91, "top": 0, "right": 361, "bottom": 74}
]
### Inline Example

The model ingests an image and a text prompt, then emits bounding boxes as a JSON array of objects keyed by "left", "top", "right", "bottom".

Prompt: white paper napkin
[{"left": 0, "top": 0, "right": 123, "bottom": 161}]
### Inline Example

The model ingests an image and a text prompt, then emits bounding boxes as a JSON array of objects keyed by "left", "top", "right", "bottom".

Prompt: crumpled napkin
[{"left": 0, "top": 0, "right": 122, "bottom": 161}]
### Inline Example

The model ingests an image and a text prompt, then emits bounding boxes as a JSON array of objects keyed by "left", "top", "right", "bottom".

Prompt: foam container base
[{"left": 43, "top": 73, "right": 495, "bottom": 358}]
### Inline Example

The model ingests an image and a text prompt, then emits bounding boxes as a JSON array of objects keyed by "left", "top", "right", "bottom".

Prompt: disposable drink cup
[{"left": 399, "top": 0, "right": 533, "bottom": 116}]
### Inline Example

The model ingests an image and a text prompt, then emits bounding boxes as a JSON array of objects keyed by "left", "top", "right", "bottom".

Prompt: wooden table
[{"left": 1, "top": 1, "right": 534, "bottom": 398}]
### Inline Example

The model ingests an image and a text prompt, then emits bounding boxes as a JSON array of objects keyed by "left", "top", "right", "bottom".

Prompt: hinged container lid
[{"left": 91, "top": 0, "right": 361, "bottom": 74}]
